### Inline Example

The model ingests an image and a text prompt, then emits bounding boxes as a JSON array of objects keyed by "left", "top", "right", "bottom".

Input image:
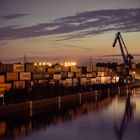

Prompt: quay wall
[{"left": 0, "top": 85, "right": 137, "bottom": 119}]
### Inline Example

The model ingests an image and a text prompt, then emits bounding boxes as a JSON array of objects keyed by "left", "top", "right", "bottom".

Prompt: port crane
[{"left": 112, "top": 32, "right": 134, "bottom": 83}]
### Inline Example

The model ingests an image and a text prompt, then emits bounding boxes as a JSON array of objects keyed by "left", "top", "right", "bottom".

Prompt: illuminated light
[
  {"left": 46, "top": 62, "right": 52, "bottom": 67},
  {"left": 43, "top": 62, "right": 46, "bottom": 65},
  {"left": 116, "top": 76, "right": 119, "bottom": 82},
  {"left": 39, "top": 62, "right": 42, "bottom": 66},
  {"left": 63, "top": 61, "right": 77, "bottom": 67},
  {"left": 132, "top": 71, "right": 136, "bottom": 75},
  {"left": 34, "top": 63, "right": 37, "bottom": 66}
]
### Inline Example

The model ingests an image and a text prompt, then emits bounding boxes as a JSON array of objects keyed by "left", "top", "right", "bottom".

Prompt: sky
[{"left": 0, "top": 0, "right": 140, "bottom": 64}]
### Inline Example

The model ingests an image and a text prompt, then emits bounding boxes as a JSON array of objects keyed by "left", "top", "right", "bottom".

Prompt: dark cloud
[
  {"left": 1, "top": 13, "right": 28, "bottom": 20},
  {"left": 0, "top": 8, "right": 140, "bottom": 40}
]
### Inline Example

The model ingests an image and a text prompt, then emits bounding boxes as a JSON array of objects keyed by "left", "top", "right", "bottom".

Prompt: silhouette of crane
[
  {"left": 112, "top": 32, "right": 134, "bottom": 83},
  {"left": 114, "top": 93, "right": 135, "bottom": 140}
]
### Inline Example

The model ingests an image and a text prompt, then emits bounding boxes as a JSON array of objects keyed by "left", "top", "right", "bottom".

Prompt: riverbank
[{"left": 0, "top": 83, "right": 139, "bottom": 119}]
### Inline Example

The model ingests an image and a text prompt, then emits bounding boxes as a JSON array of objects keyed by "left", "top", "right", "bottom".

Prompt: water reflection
[
  {"left": 0, "top": 87, "right": 140, "bottom": 140},
  {"left": 0, "top": 97, "right": 113, "bottom": 140},
  {"left": 114, "top": 94, "right": 136, "bottom": 140}
]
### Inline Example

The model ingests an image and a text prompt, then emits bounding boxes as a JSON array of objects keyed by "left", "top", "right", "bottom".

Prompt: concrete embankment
[{"left": 0, "top": 84, "right": 139, "bottom": 119}]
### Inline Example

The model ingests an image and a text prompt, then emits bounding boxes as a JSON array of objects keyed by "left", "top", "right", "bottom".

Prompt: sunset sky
[{"left": 0, "top": 0, "right": 140, "bottom": 64}]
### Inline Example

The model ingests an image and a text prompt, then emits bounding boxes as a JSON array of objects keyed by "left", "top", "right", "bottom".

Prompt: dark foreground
[{"left": 0, "top": 86, "right": 140, "bottom": 140}]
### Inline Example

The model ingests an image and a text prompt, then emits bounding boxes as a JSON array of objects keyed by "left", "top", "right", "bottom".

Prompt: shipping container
[
  {"left": 100, "top": 77, "right": 106, "bottom": 84},
  {"left": 131, "top": 63, "right": 136, "bottom": 69},
  {"left": 61, "top": 72, "right": 68, "bottom": 80},
  {"left": 86, "top": 78, "right": 91, "bottom": 84},
  {"left": 0, "top": 75, "right": 5, "bottom": 83},
  {"left": 96, "top": 77, "right": 101, "bottom": 84},
  {"left": 47, "top": 68, "right": 56, "bottom": 73},
  {"left": 91, "top": 78, "right": 97, "bottom": 84},
  {"left": 92, "top": 72, "right": 97, "bottom": 78},
  {"left": 0, "top": 122, "right": 6, "bottom": 135},
  {"left": 68, "top": 72, "right": 74, "bottom": 78},
  {"left": 59, "top": 80, "right": 67, "bottom": 86},
  {"left": 65, "top": 78, "right": 73, "bottom": 86},
  {"left": 82, "top": 74, "right": 86, "bottom": 78},
  {"left": 75, "top": 72, "right": 81, "bottom": 78},
  {"left": 108, "top": 68, "right": 113, "bottom": 73},
  {"left": 97, "top": 72, "right": 105, "bottom": 77},
  {"left": 87, "top": 66, "right": 92, "bottom": 72},
  {"left": 26, "top": 64, "right": 37, "bottom": 72},
  {"left": 62, "top": 66, "right": 70, "bottom": 72},
  {"left": 55, "top": 65, "right": 62, "bottom": 72},
  {"left": 36, "top": 66, "right": 46, "bottom": 72},
  {"left": 116, "top": 66, "right": 121, "bottom": 73},
  {"left": 111, "top": 76, "right": 119, "bottom": 83},
  {"left": 92, "top": 66, "right": 97, "bottom": 72},
  {"left": 80, "top": 78, "right": 87, "bottom": 85},
  {"left": 53, "top": 74, "right": 61, "bottom": 80},
  {"left": 32, "top": 73, "right": 42, "bottom": 80},
  {"left": 70, "top": 66, "right": 79, "bottom": 72},
  {"left": 42, "top": 73, "right": 50, "bottom": 79},
  {"left": 13, "top": 64, "right": 24, "bottom": 72},
  {"left": 104, "top": 67, "right": 109, "bottom": 72},
  {"left": 6, "top": 72, "right": 18, "bottom": 81},
  {"left": 105, "top": 76, "right": 111, "bottom": 83},
  {"left": 86, "top": 73, "right": 92, "bottom": 78},
  {"left": 20, "top": 72, "right": 31, "bottom": 81},
  {"left": 49, "top": 79, "right": 55, "bottom": 85},
  {"left": 38, "top": 80, "right": 48, "bottom": 84},
  {"left": 6, "top": 64, "right": 13, "bottom": 72},
  {"left": 80, "top": 67, "right": 87, "bottom": 74},
  {"left": 97, "top": 67, "right": 105, "bottom": 72},
  {"left": 0, "top": 64, "right": 6, "bottom": 73},
  {"left": 0, "top": 83, "right": 12, "bottom": 91},
  {"left": 72, "top": 78, "right": 79, "bottom": 86},
  {"left": 13, "top": 81, "right": 25, "bottom": 89}
]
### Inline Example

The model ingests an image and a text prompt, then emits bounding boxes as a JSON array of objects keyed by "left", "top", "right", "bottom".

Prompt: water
[{"left": 0, "top": 88, "right": 140, "bottom": 140}]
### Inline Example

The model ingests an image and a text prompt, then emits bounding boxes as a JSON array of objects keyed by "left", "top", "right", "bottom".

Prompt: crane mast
[{"left": 112, "top": 32, "right": 133, "bottom": 83}]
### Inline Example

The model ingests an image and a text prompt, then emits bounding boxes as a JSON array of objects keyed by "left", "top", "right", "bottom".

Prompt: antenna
[{"left": 24, "top": 54, "right": 27, "bottom": 64}]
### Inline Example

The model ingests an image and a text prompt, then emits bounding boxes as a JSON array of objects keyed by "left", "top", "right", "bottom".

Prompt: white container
[
  {"left": 13, "top": 64, "right": 24, "bottom": 72},
  {"left": 20, "top": 72, "right": 31, "bottom": 81},
  {"left": 68, "top": 72, "right": 74, "bottom": 78}
]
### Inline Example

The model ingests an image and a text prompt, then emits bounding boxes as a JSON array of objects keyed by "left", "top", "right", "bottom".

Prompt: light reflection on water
[{"left": 0, "top": 88, "right": 140, "bottom": 140}]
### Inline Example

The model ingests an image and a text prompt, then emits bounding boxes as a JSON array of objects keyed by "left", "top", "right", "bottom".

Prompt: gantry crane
[{"left": 112, "top": 32, "right": 134, "bottom": 83}]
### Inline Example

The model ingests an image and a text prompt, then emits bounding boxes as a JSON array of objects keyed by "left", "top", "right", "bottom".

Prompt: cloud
[
  {"left": 0, "top": 8, "right": 140, "bottom": 40},
  {"left": 1, "top": 13, "right": 29, "bottom": 20},
  {"left": 55, "top": 43, "right": 94, "bottom": 50}
]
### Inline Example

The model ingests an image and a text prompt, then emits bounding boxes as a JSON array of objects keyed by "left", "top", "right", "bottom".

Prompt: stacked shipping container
[{"left": 0, "top": 63, "right": 118, "bottom": 95}]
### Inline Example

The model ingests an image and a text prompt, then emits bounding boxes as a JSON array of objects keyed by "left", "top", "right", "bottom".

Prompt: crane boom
[{"left": 112, "top": 32, "right": 133, "bottom": 82}]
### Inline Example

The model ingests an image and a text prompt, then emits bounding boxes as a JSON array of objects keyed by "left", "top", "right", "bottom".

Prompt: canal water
[{"left": 0, "top": 87, "right": 140, "bottom": 140}]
